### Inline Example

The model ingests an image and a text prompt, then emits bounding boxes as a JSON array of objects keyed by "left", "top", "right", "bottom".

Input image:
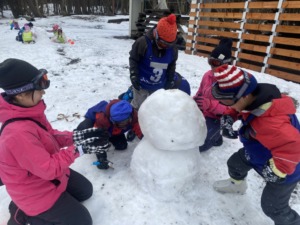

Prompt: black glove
[
  {"left": 96, "top": 151, "right": 113, "bottom": 169},
  {"left": 73, "top": 127, "right": 109, "bottom": 144},
  {"left": 130, "top": 72, "right": 140, "bottom": 90},
  {"left": 220, "top": 115, "right": 238, "bottom": 139},
  {"left": 261, "top": 159, "right": 286, "bottom": 184},
  {"left": 164, "top": 80, "right": 175, "bottom": 90}
]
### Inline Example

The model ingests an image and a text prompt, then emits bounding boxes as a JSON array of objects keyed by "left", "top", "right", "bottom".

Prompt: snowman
[{"left": 130, "top": 89, "right": 207, "bottom": 201}]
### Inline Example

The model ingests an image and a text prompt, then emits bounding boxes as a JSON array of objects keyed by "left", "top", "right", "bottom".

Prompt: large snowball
[
  {"left": 130, "top": 139, "right": 201, "bottom": 201},
  {"left": 138, "top": 89, "right": 206, "bottom": 150}
]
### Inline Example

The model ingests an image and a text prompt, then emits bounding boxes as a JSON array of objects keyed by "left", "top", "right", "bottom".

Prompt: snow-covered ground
[{"left": 0, "top": 11, "right": 300, "bottom": 225}]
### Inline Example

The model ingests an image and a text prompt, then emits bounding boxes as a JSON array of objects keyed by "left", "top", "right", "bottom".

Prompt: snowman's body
[{"left": 130, "top": 89, "right": 207, "bottom": 201}]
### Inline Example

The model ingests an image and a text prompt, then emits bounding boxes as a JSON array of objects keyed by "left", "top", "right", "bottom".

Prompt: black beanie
[
  {"left": 210, "top": 38, "right": 233, "bottom": 60},
  {"left": 0, "top": 58, "right": 40, "bottom": 92}
]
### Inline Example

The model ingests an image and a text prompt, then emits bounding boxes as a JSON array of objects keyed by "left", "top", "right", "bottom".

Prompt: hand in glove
[
  {"left": 76, "top": 139, "right": 111, "bottom": 156},
  {"left": 262, "top": 158, "right": 286, "bottom": 183},
  {"left": 130, "top": 72, "right": 140, "bottom": 90},
  {"left": 164, "top": 80, "right": 175, "bottom": 90},
  {"left": 73, "top": 127, "right": 109, "bottom": 144},
  {"left": 194, "top": 96, "right": 211, "bottom": 112},
  {"left": 220, "top": 115, "right": 238, "bottom": 139}
]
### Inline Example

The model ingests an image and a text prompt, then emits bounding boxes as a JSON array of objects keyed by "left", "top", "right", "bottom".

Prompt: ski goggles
[
  {"left": 154, "top": 29, "right": 177, "bottom": 49},
  {"left": 5, "top": 69, "right": 50, "bottom": 95},
  {"left": 208, "top": 57, "right": 232, "bottom": 67},
  {"left": 212, "top": 71, "right": 250, "bottom": 106},
  {"left": 111, "top": 117, "right": 132, "bottom": 129}
]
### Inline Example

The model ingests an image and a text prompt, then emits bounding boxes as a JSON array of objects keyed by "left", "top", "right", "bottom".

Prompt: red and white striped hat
[{"left": 213, "top": 64, "right": 257, "bottom": 97}]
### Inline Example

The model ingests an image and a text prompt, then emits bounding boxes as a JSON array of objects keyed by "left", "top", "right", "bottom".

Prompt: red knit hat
[
  {"left": 212, "top": 64, "right": 257, "bottom": 99},
  {"left": 156, "top": 14, "right": 177, "bottom": 42}
]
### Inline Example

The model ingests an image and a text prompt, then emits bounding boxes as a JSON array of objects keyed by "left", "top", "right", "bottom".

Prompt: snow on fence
[{"left": 186, "top": 0, "right": 300, "bottom": 83}]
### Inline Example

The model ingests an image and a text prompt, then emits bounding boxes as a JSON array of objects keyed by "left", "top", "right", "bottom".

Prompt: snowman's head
[{"left": 139, "top": 89, "right": 206, "bottom": 151}]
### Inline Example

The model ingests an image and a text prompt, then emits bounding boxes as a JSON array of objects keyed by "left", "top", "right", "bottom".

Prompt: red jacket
[
  {"left": 94, "top": 99, "right": 142, "bottom": 138},
  {"left": 0, "top": 94, "right": 78, "bottom": 216}
]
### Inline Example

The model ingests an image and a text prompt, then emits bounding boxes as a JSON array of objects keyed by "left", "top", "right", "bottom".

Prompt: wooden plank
[
  {"left": 282, "top": 1, "right": 300, "bottom": 8},
  {"left": 246, "top": 13, "right": 276, "bottom": 20},
  {"left": 190, "top": 3, "right": 198, "bottom": 9},
  {"left": 197, "top": 20, "right": 241, "bottom": 29},
  {"left": 267, "top": 58, "right": 300, "bottom": 71},
  {"left": 196, "top": 36, "right": 222, "bottom": 46},
  {"left": 189, "top": 12, "right": 198, "bottom": 17},
  {"left": 195, "top": 44, "right": 214, "bottom": 52},
  {"left": 239, "top": 43, "right": 267, "bottom": 53},
  {"left": 185, "top": 42, "right": 194, "bottom": 48},
  {"left": 199, "top": 12, "right": 243, "bottom": 19},
  {"left": 276, "top": 25, "right": 300, "bottom": 34},
  {"left": 197, "top": 28, "right": 239, "bottom": 39},
  {"left": 236, "top": 62, "right": 262, "bottom": 72},
  {"left": 200, "top": 2, "right": 245, "bottom": 9},
  {"left": 279, "top": 13, "right": 300, "bottom": 21},
  {"left": 238, "top": 52, "right": 265, "bottom": 63},
  {"left": 241, "top": 33, "right": 270, "bottom": 42},
  {"left": 248, "top": 1, "right": 278, "bottom": 8},
  {"left": 196, "top": 52, "right": 210, "bottom": 58},
  {"left": 270, "top": 47, "right": 300, "bottom": 58},
  {"left": 265, "top": 68, "right": 300, "bottom": 83},
  {"left": 185, "top": 49, "right": 193, "bottom": 55},
  {"left": 273, "top": 36, "right": 300, "bottom": 46},
  {"left": 244, "top": 23, "right": 273, "bottom": 32}
]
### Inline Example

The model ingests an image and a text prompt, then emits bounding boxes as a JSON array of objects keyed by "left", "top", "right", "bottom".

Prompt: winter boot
[
  {"left": 213, "top": 178, "right": 247, "bottom": 194},
  {"left": 96, "top": 151, "right": 112, "bottom": 169},
  {"left": 213, "top": 136, "right": 223, "bottom": 147},
  {"left": 7, "top": 201, "right": 28, "bottom": 225}
]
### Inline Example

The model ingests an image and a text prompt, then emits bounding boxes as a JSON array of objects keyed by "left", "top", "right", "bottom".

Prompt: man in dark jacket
[{"left": 129, "top": 14, "right": 178, "bottom": 110}]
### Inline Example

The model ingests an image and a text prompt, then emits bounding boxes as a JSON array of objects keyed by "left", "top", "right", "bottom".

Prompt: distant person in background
[
  {"left": 47, "top": 24, "right": 60, "bottom": 34},
  {"left": 193, "top": 38, "right": 237, "bottom": 152},
  {"left": 16, "top": 22, "right": 34, "bottom": 43},
  {"left": 10, "top": 20, "right": 20, "bottom": 30},
  {"left": 22, "top": 24, "right": 36, "bottom": 44},
  {"left": 51, "top": 28, "right": 67, "bottom": 43},
  {"left": 129, "top": 14, "right": 179, "bottom": 110}
]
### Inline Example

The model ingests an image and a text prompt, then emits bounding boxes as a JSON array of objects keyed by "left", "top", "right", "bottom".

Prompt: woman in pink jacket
[
  {"left": 0, "top": 58, "right": 109, "bottom": 225},
  {"left": 194, "top": 38, "right": 235, "bottom": 152}
]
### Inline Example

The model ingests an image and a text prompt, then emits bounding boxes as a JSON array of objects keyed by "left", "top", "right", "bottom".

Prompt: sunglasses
[
  {"left": 212, "top": 71, "right": 250, "bottom": 106},
  {"left": 32, "top": 69, "right": 50, "bottom": 90},
  {"left": 154, "top": 29, "right": 177, "bottom": 49},
  {"left": 208, "top": 57, "right": 232, "bottom": 67}
]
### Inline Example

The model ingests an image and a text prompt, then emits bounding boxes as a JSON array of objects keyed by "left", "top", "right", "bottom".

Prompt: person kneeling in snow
[
  {"left": 0, "top": 58, "right": 110, "bottom": 225},
  {"left": 51, "top": 28, "right": 67, "bottom": 44},
  {"left": 21, "top": 24, "right": 36, "bottom": 44},
  {"left": 77, "top": 99, "right": 143, "bottom": 169}
]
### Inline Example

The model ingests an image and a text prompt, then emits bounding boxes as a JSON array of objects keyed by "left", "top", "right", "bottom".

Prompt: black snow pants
[
  {"left": 8, "top": 169, "right": 93, "bottom": 225},
  {"left": 228, "top": 148, "right": 300, "bottom": 225}
]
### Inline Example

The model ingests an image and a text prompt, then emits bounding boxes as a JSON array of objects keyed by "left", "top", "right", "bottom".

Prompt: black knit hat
[
  {"left": 0, "top": 58, "right": 41, "bottom": 94},
  {"left": 210, "top": 38, "right": 233, "bottom": 61}
]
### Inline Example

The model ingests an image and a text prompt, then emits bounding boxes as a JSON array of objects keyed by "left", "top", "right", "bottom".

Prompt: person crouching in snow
[
  {"left": 22, "top": 24, "right": 36, "bottom": 44},
  {"left": 51, "top": 28, "right": 67, "bottom": 43},
  {"left": 77, "top": 99, "right": 143, "bottom": 169},
  {"left": 212, "top": 64, "right": 300, "bottom": 225},
  {"left": 0, "top": 58, "right": 110, "bottom": 225}
]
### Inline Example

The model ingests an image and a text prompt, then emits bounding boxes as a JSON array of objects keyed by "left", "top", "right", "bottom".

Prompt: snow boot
[{"left": 213, "top": 178, "right": 247, "bottom": 194}]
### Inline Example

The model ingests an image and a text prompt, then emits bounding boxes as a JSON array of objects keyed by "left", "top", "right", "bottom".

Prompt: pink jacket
[
  {"left": 194, "top": 70, "right": 228, "bottom": 119},
  {"left": 0, "top": 94, "right": 79, "bottom": 216}
]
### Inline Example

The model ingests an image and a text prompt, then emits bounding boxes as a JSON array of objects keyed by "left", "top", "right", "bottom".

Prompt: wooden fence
[{"left": 185, "top": 0, "right": 300, "bottom": 83}]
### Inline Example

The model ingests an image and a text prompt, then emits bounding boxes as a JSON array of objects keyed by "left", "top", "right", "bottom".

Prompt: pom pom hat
[
  {"left": 110, "top": 100, "right": 133, "bottom": 122},
  {"left": 0, "top": 58, "right": 50, "bottom": 95},
  {"left": 212, "top": 64, "right": 257, "bottom": 103},
  {"left": 156, "top": 14, "right": 177, "bottom": 43},
  {"left": 209, "top": 38, "right": 233, "bottom": 67}
]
